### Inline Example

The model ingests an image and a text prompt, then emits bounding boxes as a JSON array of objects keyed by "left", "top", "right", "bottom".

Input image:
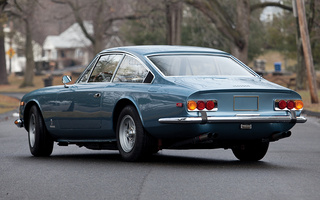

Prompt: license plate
[{"left": 234, "top": 96, "right": 259, "bottom": 111}]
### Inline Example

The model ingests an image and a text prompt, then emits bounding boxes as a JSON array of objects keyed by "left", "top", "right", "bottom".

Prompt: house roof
[{"left": 43, "top": 21, "right": 93, "bottom": 50}]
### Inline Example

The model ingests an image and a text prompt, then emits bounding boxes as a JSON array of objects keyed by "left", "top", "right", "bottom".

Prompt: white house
[
  {"left": 4, "top": 26, "right": 42, "bottom": 73},
  {"left": 42, "top": 21, "right": 93, "bottom": 69},
  {"left": 42, "top": 21, "right": 126, "bottom": 69}
]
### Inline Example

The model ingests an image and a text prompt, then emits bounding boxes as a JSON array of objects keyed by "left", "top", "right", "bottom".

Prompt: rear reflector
[{"left": 176, "top": 103, "right": 183, "bottom": 107}]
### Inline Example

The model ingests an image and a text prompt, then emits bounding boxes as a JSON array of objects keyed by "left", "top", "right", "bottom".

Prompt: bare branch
[
  {"left": 185, "top": 0, "right": 241, "bottom": 45},
  {"left": 51, "top": 0, "right": 66, "bottom": 4},
  {"left": 0, "top": 0, "right": 8, "bottom": 10},
  {"left": 250, "top": 2, "right": 293, "bottom": 12}
]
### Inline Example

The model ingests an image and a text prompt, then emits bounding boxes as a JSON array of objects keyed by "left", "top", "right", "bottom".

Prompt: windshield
[{"left": 148, "top": 54, "right": 254, "bottom": 77}]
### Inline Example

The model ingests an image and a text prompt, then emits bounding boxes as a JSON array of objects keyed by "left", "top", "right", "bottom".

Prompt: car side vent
[{"left": 144, "top": 71, "right": 154, "bottom": 83}]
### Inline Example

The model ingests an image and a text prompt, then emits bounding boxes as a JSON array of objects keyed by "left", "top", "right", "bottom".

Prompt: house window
[{"left": 60, "top": 50, "right": 65, "bottom": 58}]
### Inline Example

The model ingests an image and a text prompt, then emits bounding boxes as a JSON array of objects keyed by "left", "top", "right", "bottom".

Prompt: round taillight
[
  {"left": 187, "top": 101, "right": 197, "bottom": 110},
  {"left": 287, "top": 100, "right": 295, "bottom": 110},
  {"left": 295, "top": 100, "right": 304, "bottom": 110},
  {"left": 197, "top": 101, "right": 206, "bottom": 110},
  {"left": 206, "top": 101, "right": 215, "bottom": 110},
  {"left": 278, "top": 100, "right": 287, "bottom": 109}
]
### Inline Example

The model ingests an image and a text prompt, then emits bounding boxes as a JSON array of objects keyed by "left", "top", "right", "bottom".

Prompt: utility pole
[{"left": 296, "top": 0, "right": 319, "bottom": 103}]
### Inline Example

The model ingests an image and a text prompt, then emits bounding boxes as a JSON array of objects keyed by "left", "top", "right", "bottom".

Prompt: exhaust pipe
[
  {"left": 270, "top": 131, "right": 291, "bottom": 141},
  {"left": 168, "top": 132, "right": 217, "bottom": 149}
]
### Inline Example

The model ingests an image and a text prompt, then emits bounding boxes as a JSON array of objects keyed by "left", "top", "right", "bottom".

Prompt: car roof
[{"left": 100, "top": 45, "right": 227, "bottom": 56}]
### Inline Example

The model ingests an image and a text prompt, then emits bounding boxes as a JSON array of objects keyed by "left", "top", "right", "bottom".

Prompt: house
[
  {"left": 42, "top": 21, "right": 93, "bottom": 69},
  {"left": 43, "top": 21, "right": 126, "bottom": 69},
  {"left": 4, "top": 26, "right": 42, "bottom": 73}
]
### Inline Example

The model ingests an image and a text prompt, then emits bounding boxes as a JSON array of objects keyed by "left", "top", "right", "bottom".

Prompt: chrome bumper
[
  {"left": 158, "top": 113, "right": 307, "bottom": 124},
  {"left": 14, "top": 119, "right": 24, "bottom": 128}
]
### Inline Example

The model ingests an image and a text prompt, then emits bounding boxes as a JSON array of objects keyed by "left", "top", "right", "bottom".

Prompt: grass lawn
[
  {"left": 0, "top": 95, "right": 20, "bottom": 114},
  {"left": 296, "top": 90, "right": 320, "bottom": 112}
]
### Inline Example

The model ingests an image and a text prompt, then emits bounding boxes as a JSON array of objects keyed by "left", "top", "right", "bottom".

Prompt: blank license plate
[{"left": 234, "top": 96, "right": 259, "bottom": 111}]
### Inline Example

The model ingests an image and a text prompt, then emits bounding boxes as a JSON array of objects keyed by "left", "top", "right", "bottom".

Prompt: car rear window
[{"left": 148, "top": 54, "right": 254, "bottom": 77}]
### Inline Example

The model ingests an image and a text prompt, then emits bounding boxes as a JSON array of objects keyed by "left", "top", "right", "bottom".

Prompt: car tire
[
  {"left": 116, "top": 105, "right": 156, "bottom": 161},
  {"left": 232, "top": 141, "right": 269, "bottom": 161},
  {"left": 28, "top": 105, "right": 54, "bottom": 157}
]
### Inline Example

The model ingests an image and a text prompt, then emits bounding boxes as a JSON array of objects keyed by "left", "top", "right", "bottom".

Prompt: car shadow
[{"left": 17, "top": 150, "right": 294, "bottom": 171}]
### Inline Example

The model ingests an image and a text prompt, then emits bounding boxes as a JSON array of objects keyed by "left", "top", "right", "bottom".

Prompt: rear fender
[{"left": 112, "top": 97, "right": 144, "bottom": 133}]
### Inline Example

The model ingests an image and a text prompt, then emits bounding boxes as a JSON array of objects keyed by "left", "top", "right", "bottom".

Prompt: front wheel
[
  {"left": 28, "top": 105, "right": 54, "bottom": 157},
  {"left": 232, "top": 141, "right": 269, "bottom": 161},
  {"left": 116, "top": 106, "right": 156, "bottom": 161}
]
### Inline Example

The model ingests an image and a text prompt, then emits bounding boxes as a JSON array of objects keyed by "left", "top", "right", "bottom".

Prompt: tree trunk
[
  {"left": 0, "top": 19, "right": 9, "bottom": 85},
  {"left": 166, "top": 0, "right": 182, "bottom": 45},
  {"left": 295, "top": 40, "right": 307, "bottom": 90},
  {"left": 296, "top": 0, "right": 318, "bottom": 103},
  {"left": 20, "top": 20, "right": 35, "bottom": 88},
  {"left": 231, "top": 0, "right": 250, "bottom": 64}
]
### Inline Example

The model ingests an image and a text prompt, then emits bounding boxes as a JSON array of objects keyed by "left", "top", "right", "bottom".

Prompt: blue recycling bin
[{"left": 274, "top": 62, "right": 281, "bottom": 72}]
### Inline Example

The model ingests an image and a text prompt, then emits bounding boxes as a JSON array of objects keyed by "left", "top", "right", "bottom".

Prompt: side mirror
[{"left": 62, "top": 75, "right": 72, "bottom": 88}]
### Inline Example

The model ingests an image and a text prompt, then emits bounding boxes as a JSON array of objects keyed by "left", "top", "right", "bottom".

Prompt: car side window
[
  {"left": 113, "top": 55, "right": 149, "bottom": 83},
  {"left": 78, "top": 57, "right": 98, "bottom": 83},
  {"left": 88, "top": 54, "right": 123, "bottom": 83}
]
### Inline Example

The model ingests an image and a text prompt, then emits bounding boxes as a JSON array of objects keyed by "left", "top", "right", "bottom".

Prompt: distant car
[{"left": 14, "top": 45, "right": 306, "bottom": 161}]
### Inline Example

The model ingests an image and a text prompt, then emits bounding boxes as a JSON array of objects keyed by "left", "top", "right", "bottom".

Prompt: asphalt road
[{"left": 0, "top": 115, "right": 319, "bottom": 200}]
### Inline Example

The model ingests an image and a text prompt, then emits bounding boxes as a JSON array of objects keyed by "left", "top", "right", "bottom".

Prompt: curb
[
  {"left": 302, "top": 110, "right": 320, "bottom": 118},
  {"left": 0, "top": 109, "right": 19, "bottom": 122}
]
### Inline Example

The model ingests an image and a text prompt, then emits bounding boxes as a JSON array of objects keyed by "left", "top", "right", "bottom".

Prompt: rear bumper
[
  {"left": 14, "top": 119, "right": 24, "bottom": 128},
  {"left": 158, "top": 112, "right": 307, "bottom": 124}
]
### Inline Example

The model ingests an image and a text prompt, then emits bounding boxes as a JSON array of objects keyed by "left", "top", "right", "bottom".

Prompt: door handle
[{"left": 94, "top": 93, "right": 101, "bottom": 98}]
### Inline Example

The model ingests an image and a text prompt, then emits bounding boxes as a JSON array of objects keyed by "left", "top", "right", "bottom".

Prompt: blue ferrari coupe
[{"left": 15, "top": 45, "right": 307, "bottom": 161}]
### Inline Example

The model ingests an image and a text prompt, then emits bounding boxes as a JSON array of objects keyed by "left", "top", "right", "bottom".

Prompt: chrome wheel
[
  {"left": 29, "top": 113, "right": 36, "bottom": 148},
  {"left": 119, "top": 115, "right": 136, "bottom": 153}
]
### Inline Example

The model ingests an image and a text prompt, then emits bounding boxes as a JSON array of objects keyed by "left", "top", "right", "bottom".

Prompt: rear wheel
[
  {"left": 116, "top": 105, "right": 156, "bottom": 161},
  {"left": 232, "top": 141, "right": 269, "bottom": 161},
  {"left": 28, "top": 105, "right": 54, "bottom": 157}
]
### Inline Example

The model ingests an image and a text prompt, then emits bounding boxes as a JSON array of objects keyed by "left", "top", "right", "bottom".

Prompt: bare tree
[
  {"left": 7, "top": 0, "right": 38, "bottom": 87},
  {"left": 295, "top": 0, "right": 316, "bottom": 90},
  {"left": 0, "top": 0, "right": 9, "bottom": 85},
  {"left": 185, "top": 0, "right": 292, "bottom": 64},
  {"left": 166, "top": 0, "right": 183, "bottom": 45},
  {"left": 52, "top": 0, "right": 140, "bottom": 54}
]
